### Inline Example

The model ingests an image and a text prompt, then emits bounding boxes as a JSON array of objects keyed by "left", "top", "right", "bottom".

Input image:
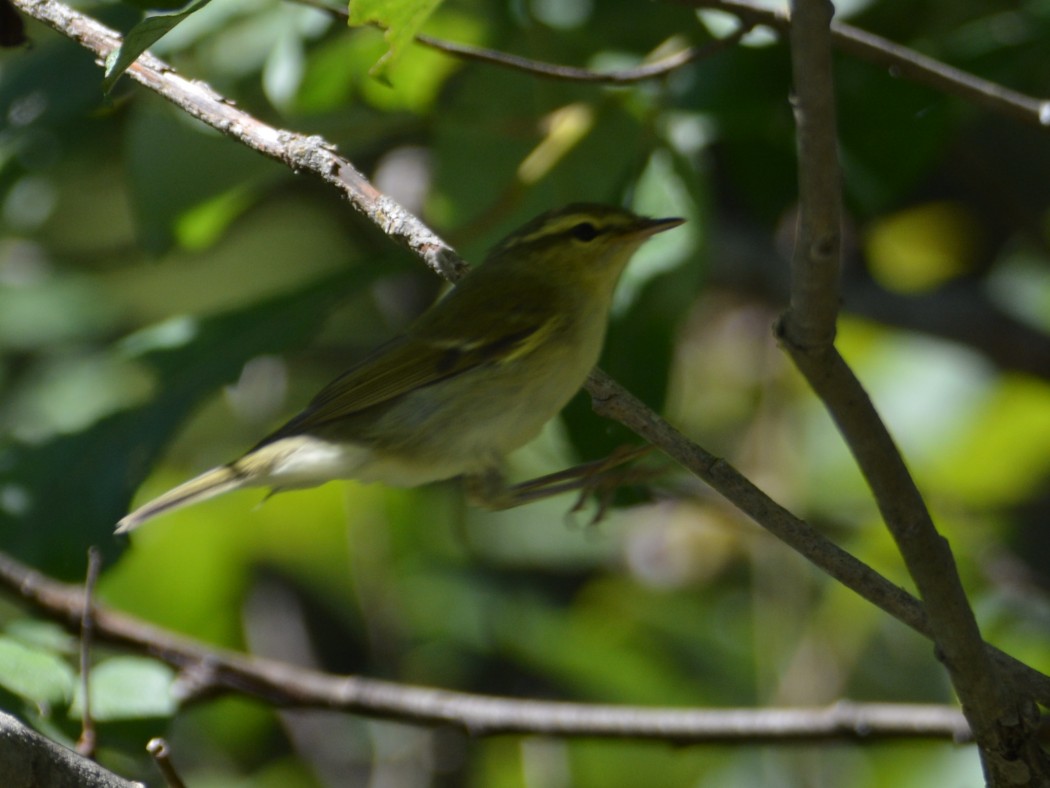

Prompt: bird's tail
[{"left": 116, "top": 465, "right": 245, "bottom": 534}]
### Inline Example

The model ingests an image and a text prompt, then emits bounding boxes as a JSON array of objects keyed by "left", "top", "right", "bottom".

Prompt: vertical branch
[
  {"left": 75, "top": 547, "right": 101, "bottom": 759},
  {"left": 781, "top": 1, "right": 1048, "bottom": 782},
  {"left": 785, "top": 0, "right": 842, "bottom": 348}
]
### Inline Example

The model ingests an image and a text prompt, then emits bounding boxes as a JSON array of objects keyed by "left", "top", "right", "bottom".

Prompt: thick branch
[
  {"left": 0, "top": 711, "right": 140, "bottom": 788},
  {"left": 778, "top": 1, "right": 1047, "bottom": 782},
  {"left": 0, "top": 550, "right": 971, "bottom": 743},
  {"left": 779, "top": 340, "right": 1047, "bottom": 780},
  {"left": 785, "top": 0, "right": 842, "bottom": 347}
]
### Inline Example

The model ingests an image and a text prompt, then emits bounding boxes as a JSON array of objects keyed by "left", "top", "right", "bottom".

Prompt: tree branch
[
  {"left": 585, "top": 370, "right": 1050, "bottom": 707},
  {"left": 777, "top": 1, "right": 1047, "bottom": 782},
  {"left": 785, "top": 0, "right": 842, "bottom": 348},
  {"left": 0, "top": 549, "right": 972, "bottom": 743},
  {"left": 685, "top": 0, "right": 1050, "bottom": 128},
  {"left": 75, "top": 547, "right": 101, "bottom": 759},
  {"left": 414, "top": 31, "right": 746, "bottom": 84},
  {"left": 293, "top": 0, "right": 744, "bottom": 84},
  {"left": 0, "top": 711, "right": 141, "bottom": 788},
  {"left": 13, "top": 0, "right": 464, "bottom": 283}
]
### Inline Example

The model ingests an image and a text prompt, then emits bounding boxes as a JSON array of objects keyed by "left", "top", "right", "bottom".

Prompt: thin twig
[
  {"left": 0, "top": 549, "right": 973, "bottom": 742},
  {"left": 295, "top": 0, "right": 742, "bottom": 84},
  {"left": 685, "top": 0, "right": 1050, "bottom": 128},
  {"left": 414, "top": 31, "right": 747, "bottom": 84},
  {"left": 12, "top": 0, "right": 464, "bottom": 282},
  {"left": 147, "top": 738, "right": 186, "bottom": 788},
  {"left": 75, "top": 546, "right": 102, "bottom": 759}
]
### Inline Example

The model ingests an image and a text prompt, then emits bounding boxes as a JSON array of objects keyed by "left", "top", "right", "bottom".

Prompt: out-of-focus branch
[
  {"left": 706, "top": 221, "right": 1050, "bottom": 382},
  {"left": 414, "top": 31, "right": 744, "bottom": 84},
  {"left": 685, "top": 0, "right": 1050, "bottom": 128},
  {"left": 0, "top": 550, "right": 972, "bottom": 742},
  {"left": 294, "top": 0, "right": 742, "bottom": 84},
  {"left": 75, "top": 547, "right": 101, "bottom": 759},
  {"left": 146, "top": 738, "right": 186, "bottom": 788}
]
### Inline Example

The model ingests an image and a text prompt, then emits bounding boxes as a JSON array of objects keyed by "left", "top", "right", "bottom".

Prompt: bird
[{"left": 116, "top": 203, "right": 683, "bottom": 534}]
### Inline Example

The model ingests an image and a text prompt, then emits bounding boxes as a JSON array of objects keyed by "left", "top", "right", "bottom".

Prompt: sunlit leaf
[
  {"left": 346, "top": 0, "right": 444, "bottom": 79},
  {"left": 103, "top": 0, "right": 216, "bottom": 93},
  {"left": 70, "top": 657, "right": 176, "bottom": 721}
]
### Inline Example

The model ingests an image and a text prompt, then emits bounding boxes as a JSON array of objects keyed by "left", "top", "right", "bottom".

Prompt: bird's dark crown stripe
[{"left": 501, "top": 213, "right": 632, "bottom": 250}]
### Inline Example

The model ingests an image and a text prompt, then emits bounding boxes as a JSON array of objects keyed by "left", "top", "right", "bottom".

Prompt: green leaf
[
  {"left": 0, "top": 637, "right": 75, "bottom": 706},
  {"left": 71, "top": 657, "right": 176, "bottom": 721},
  {"left": 103, "top": 0, "right": 216, "bottom": 93},
  {"left": 3, "top": 620, "right": 77, "bottom": 656},
  {"left": 346, "top": 0, "right": 444, "bottom": 79}
]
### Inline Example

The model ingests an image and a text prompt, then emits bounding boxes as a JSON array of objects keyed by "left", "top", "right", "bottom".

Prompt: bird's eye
[{"left": 570, "top": 222, "right": 599, "bottom": 242}]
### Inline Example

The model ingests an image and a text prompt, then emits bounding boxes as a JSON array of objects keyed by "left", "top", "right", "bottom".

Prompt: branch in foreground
[
  {"left": 146, "top": 738, "right": 186, "bottom": 788},
  {"left": 0, "top": 711, "right": 140, "bottom": 788},
  {"left": 0, "top": 550, "right": 971, "bottom": 743},
  {"left": 687, "top": 0, "right": 1050, "bottom": 128},
  {"left": 295, "top": 0, "right": 744, "bottom": 84},
  {"left": 75, "top": 546, "right": 101, "bottom": 759}
]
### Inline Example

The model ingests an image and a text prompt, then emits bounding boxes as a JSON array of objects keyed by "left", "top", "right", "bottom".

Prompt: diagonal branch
[
  {"left": 0, "top": 549, "right": 972, "bottom": 742},
  {"left": 785, "top": 0, "right": 842, "bottom": 348},
  {"left": 13, "top": 0, "right": 464, "bottom": 283},
  {"left": 585, "top": 370, "right": 1050, "bottom": 708},
  {"left": 683, "top": 0, "right": 1050, "bottom": 128}
]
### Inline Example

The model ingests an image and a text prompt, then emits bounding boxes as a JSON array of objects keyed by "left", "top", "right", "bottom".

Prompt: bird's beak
[{"left": 633, "top": 216, "right": 685, "bottom": 237}]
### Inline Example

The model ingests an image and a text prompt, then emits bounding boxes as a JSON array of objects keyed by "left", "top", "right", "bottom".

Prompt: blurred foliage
[{"left": 1, "top": 0, "right": 1049, "bottom": 785}]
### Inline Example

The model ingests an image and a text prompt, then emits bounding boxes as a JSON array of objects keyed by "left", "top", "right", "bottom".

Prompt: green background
[{"left": 2, "top": 0, "right": 1050, "bottom": 784}]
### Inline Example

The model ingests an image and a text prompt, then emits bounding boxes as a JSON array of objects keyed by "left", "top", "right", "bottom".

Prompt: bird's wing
[{"left": 281, "top": 283, "right": 563, "bottom": 431}]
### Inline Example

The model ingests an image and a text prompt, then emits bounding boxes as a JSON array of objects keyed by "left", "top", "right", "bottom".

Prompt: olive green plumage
[{"left": 116, "top": 204, "right": 683, "bottom": 533}]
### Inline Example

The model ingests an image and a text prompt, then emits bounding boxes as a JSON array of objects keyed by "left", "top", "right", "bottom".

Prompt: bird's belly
[{"left": 361, "top": 346, "right": 597, "bottom": 481}]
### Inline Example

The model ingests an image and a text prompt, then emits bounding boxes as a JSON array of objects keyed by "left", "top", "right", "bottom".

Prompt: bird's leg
[{"left": 465, "top": 444, "right": 657, "bottom": 518}]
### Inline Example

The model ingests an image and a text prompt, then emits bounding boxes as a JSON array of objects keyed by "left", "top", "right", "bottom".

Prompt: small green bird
[{"left": 116, "top": 204, "right": 683, "bottom": 533}]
